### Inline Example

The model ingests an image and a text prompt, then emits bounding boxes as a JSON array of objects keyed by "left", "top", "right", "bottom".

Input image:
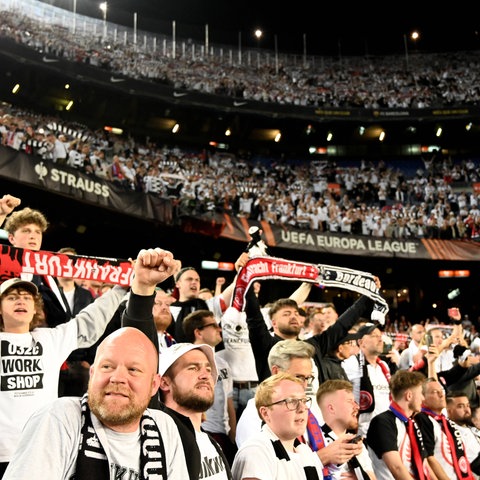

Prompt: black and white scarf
[
  {"left": 231, "top": 256, "right": 388, "bottom": 324},
  {"left": 73, "top": 394, "right": 167, "bottom": 480},
  {"left": 272, "top": 439, "right": 320, "bottom": 480},
  {"left": 358, "top": 353, "right": 391, "bottom": 414}
]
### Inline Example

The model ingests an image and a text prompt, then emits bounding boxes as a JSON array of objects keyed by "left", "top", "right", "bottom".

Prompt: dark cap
[
  {"left": 0, "top": 278, "right": 38, "bottom": 296},
  {"left": 174, "top": 266, "right": 197, "bottom": 283},
  {"left": 356, "top": 323, "right": 380, "bottom": 337},
  {"left": 341, "top": 331, "right": 363, "bottom": 342}
]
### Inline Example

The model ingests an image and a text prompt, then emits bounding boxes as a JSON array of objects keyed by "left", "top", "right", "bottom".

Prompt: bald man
[
  {"left": 4, "top": 326, "right": 189, "bottom": 479},
  {"left": 4, "top": 248, "right": 188, "bottom": 479}
]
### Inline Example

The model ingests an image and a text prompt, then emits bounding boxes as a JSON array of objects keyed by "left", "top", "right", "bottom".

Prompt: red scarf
[
  {"left": 376, "top": 357, "right": 391, "bottom": 382},
  {"left": 421, "top": 407, "right": 474, "bottom": 480},
  {"left": 390, "top": 401, "right": 429, "bottom": 480}
]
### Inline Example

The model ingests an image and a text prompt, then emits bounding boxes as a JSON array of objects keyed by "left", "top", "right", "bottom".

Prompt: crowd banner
[
  {"left": 0, "top": 146, "right": 172, "bottom": 224},
  {"left": 214, "top": 215, "right": 480, "bottom": 261},
  {"left": 231, "top": 256, "right": 389, "bottom": 324},
  {"left": 0, "top": 245, "right": 134, "bottom": 287}
]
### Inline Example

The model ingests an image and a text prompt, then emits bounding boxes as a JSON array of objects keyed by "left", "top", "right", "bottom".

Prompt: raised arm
[
  {"left": 216, "top": 252, "right": 250, "bottom": 307},
  {"left": 0, "top": 194, "right": 21, "bottom": 227},
  {"left": 75, "top": 247, "right": 178, "bottom": 350},
  {"left": 122, "top": 247, "right": 180, "bottom": 347},
  {"left": 288, "top": 282, "right": 313, "bottom": 305}
]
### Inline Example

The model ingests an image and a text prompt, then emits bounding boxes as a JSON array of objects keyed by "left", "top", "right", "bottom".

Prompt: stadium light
[
  {"left": 99, "top": 2, "right": 107, "bottom": 40},
  {"left": 72, "top": 0, "right": 77, "bottom": 34}
]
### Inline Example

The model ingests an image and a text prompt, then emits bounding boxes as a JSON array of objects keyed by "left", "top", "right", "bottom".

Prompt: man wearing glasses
[
  {"left": 236, "top": 340, "right": 362, "bottom": 471},
  {"left": 231, "top": 372, "right": 324, "bottom": 479},
  {"left": 236, "top": 339, "right": 320, "bottom": 448}
]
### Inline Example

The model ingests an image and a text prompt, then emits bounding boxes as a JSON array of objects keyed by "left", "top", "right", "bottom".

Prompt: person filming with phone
[
  {"left": 409, "top": 307, "right": 470, "bottom": 377},
  {"left": 420, "top": 307, "right": 480, "bottom": 408}
]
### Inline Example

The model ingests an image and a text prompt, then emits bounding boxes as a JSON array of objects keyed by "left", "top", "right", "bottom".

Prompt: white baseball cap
[
  {"left": 0, "top": 278, "right": 38, "bottom": 296},
  {"left": 159, "top": 343, "right": 218, "bottom": 383}
]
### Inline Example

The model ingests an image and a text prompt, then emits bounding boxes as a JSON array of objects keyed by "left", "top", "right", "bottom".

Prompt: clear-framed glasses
[
  {"left": 294, "top": 374, "right": 315, "bottom": 385},
  {"left": 265, "top": 397, "right": 312, "bottom": 411}
]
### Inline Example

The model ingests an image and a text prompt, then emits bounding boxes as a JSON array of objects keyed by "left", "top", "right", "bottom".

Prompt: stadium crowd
[
  {"left": 1, "top": 196, "right": 480, "bottom": 479},
  {"left": 2, "top": 103, "right": 480, "bottom": 241},
  {"left": 1, "top": 4, "right": 480, "bottom": 241},
  {"left": 2, "top": 7, "right": 480, "bottom": 109},
  {"left": 2, "top": 3, "right": 480, "bottom": 479}
]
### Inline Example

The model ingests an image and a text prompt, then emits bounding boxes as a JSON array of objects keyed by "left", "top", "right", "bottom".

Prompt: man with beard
[
  {"left": 415, "top": 379, "right": 474, "bottom": 480},
  {"left": 183, "top": 310, "right": 238, "bottom": 467},
  {"left": 244, "top": 282, "right": 378, "bottom": 384},
  {"left": 342, "top": 323, "right": 397, "bottom": 437},
  {"left": 3, "top": 247, "right": 188, "bottom": 479},
  {"left": 446, "top": 391, "right": 480, "bottom": 476},
  {"left": 8, "top": 328, "right": 188, "bottom": 479},
  {"left": 158, "top": 342, "right": 232, "bottom": 480},
  {"left": 153, "top": 288, "right": 176, "bottom": 351}
]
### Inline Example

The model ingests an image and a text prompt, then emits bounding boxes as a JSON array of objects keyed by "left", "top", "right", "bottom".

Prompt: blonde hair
[{"left": 255, "top": 371, "right": 303, "bottom": 416}]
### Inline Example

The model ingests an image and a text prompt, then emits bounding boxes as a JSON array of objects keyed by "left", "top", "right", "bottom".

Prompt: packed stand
[
  {"left": 2, "top": 6, "right": 480, "bottom": 110},
  {"left": 1, "top": 104, "right": 480, "bottom": 241}
]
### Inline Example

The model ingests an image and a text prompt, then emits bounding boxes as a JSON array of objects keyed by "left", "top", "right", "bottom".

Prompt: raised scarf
[
  {"left": 421, "top": 407, "right": 474, "bottom": 480},
  {"left": 231, "top": 256, "right": 389, "bottom": 324},
  {"left": 389, "top": 401, "right": 428, "bottom": 480},
  {"left": 74, "top": 394, "right": 167, "bottom": 480},
  {"left": 359, "top": 354, "right": 391, "bottom": 413},
  {"left": 1, "top": 245, "right": 134, "bottom": 286},
  {"left": 271, "top": 438, "right": 320, "bottom": 480}
]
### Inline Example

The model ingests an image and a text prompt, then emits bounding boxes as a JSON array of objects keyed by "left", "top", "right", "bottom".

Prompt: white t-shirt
[
  {"left": 232, "top": 423, "right": 323, "bottom": 480},
  {"left": 321, "top": 426, "right": 374, "bottom": 480},
  {"left": 202, "top": 355, "right": 233, "bottom": 435},
  {"left": 0, "top": 286, "right": 126, "bottom": 463},
  {"left": 422, "top": 415, "right": 461, "bottom": 479},
  {"left": 219, "top": 307, "right": 258, "bottom": 382},
  {"left": 4, "top": 397, "right": 189, "bottom": 478},
  {"left": 451, "top": 423, "right": 480, "bottom": 467},
  {"left": 195, "top": 430, "right": 230, "bottom": 479}
]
